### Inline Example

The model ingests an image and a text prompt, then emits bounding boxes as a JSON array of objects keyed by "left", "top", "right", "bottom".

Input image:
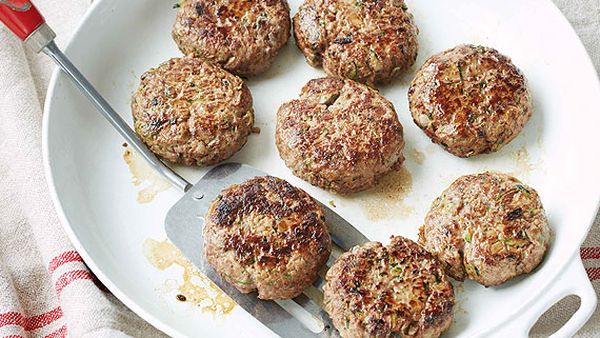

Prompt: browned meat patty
[
  {"left": 203, "top": 176, "right": 332, "bottom": 299},
  {"left": 419, "top": 172, "right": 551, "bottom": 287},
  {"left": 172, "top": 0, "right": 291, "bottom": 77},
  {"left": 408, "top": 44, "right": 532, "bottom": 157},
  {"left": 276, "top": 77, "right": 405, "bottom": 194},
  {"left": 293, "top": 0, "right": 418, "bottom": 86},
  {"left": 324, "top": 236, "right": 454, "bottom": 338},
  {"left": 131, "top": 57, "right": 254, "bottom": 166}
]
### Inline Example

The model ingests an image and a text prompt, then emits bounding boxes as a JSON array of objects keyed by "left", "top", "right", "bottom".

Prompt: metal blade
[
  {"left": 165, "top": 163, "right": 368, "bottom": 337},
  {"left": 320, "top": 203, "right": 369, "bottom": 251}
]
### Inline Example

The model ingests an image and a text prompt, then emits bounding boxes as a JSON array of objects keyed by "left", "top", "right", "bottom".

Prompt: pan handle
[
  {"left": 545, "top": 255, "right": 596, "bottom": 338},
  {"left": 489, "top": 254, "right": 596, "bottom": 338}
]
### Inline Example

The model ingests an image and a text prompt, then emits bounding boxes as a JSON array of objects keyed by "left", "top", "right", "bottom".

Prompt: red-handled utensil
[{"left": 0, "top": 0, "right": 44, "bottom": 40}]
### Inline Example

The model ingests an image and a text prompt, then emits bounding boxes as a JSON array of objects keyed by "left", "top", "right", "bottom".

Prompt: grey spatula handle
[{"left": 41, "top": 41, "right": 192, "bottom": 193}]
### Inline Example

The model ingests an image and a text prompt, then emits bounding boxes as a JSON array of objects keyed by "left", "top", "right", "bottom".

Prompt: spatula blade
[{"left": 164, "top": 163, "right": 368, "bottom": 337}]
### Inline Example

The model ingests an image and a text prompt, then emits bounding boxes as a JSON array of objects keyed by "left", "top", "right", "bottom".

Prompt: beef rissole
[
  {"left": 131, "top": 57, "right": 254, "bottom": 166},
  {"left": 173, "top": 0, "right": 291, "bottom": 77},
  {"left": 276, "top": 77, "right": 405, "bottom": 194},
  {"left": 324, "top": 236, "right": 455, "bottom": 338},
  {"left": 419, "top": 172, "right": 551, "bottom": 287},
  {"left": 293, "top": 0, "right": 418, "bottom": 86},
  {"left": 203, "top": 176, "right": 332, "bottom": 300},
  {"left": 409, "top": 44, "right": 532, "bottom": 157}
]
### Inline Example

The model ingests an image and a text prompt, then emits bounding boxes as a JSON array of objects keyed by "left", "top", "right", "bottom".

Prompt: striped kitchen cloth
[{"left": 0, "top": 0, "right": 167, "bottom": 337}]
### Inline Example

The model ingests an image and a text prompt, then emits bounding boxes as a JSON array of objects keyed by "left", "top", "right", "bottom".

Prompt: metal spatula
[
  {"left": 0, "top": 3, "right": 369, "bottom": 336},
  {"left": 166, "top": 163, "right": 368, "bottom": 337}
]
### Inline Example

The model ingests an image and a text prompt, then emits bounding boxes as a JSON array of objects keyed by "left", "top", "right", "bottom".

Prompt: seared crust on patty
[
  {"left": 408, "top": 44, "right": 532, "bottom": 157},
  {"left": 131, "top": 57, "right": 254, "bottom": 166},
  {"left": 419, "top": 172, "right": 551, "bottom": 287},
  {"left": 293, "top": 0, "right": 418, "bottom": 85},
  {"left": 172, "top": 0, "right": 291, "bottom": 77},
  {"left": 324, "top": 236, "right": 454, "bottom": 338},
  {"left": 203, "top": 176, "right": 332, "bottom": 299},
  {"left": 276, "top": 77, "right": 405, "bottom": 194}
]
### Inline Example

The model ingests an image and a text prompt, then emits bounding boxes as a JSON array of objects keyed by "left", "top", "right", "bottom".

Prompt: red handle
[{"left": 0, "top": 0, "right": 44, "bottom": 40}]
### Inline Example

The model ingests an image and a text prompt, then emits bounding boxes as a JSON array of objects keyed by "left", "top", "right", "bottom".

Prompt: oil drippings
[
  {"left": 123, "top": 145, "right": 171, "bottom": 203},
  {"left": 357, "top": 166, "right": 414, "bottom": 220},
  {"left": 512, "top": 146, "right": 536, "bottom": 179},
  {"left": 408, "top": 148, "right": 426, "bottom": 165},
  {"left": 450, "top": 282, "right": 468, "bottom": 316},
  {"left": 143, "top": 238, "right": 236, "bottom": 315}
]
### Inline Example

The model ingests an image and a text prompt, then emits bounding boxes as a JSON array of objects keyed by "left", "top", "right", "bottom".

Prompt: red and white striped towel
[
  {"left": 0, "top": 0, "right": 166, "bottom": 336},
  {"left": 0, "top": 0, "right": 598, "bottom": 337},
  {"left": 581, "top": 247, "right": 600, "bottom": 280}
]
